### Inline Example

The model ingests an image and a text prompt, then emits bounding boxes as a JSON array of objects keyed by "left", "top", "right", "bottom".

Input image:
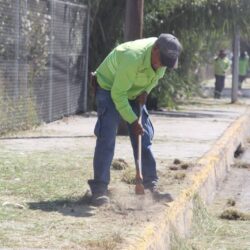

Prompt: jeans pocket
[{"left": 94, "top": 106, "right": 106, "bottom": 137}]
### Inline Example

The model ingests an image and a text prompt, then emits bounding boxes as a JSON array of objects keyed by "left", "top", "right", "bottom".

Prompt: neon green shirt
[
  {"left": 239, "top": 56, "right": 249, "bottom": 76},
  {"left": 214, "top": 57, "right": 230, "bottom": 76},
  {"left": 95, "top": 38, "right": 166, "bottom": 124}
]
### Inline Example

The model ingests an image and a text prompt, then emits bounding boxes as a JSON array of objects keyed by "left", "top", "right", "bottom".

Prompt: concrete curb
[{"left": 124, "top": 110, "right": 250, "bottom": 250}]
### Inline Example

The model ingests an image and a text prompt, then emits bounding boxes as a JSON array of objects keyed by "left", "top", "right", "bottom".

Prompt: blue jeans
[{"left": 88, "top": 86, "right": 158, "bottom": 194}]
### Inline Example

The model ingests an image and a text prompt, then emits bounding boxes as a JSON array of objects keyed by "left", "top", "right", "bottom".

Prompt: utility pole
[
  {"left": 124, "top": 0, "right": 144, "bottom": 41},
  {"left": 118, "top": 0, "right": 144, "bottom": 135},
  {"left": 231, "top": 27, "right": 240, "bottom": 103}
]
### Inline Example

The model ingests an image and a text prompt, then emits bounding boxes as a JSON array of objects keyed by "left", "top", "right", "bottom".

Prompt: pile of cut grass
[
  {"left": 220, "top": 209, "right": 250, "bottom": 221},
  {"left": 233, "top": 160, "right": 250, "bottom": 169}
]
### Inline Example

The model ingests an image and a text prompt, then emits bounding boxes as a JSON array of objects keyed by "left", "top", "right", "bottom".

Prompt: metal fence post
[
  {"left": 83, "top": 0, "right": 90, "bottom": 112},
  {"left": 15, "top": 0, "right": 20, "bottom": 99},
  {"left": 49, "top": 0, "right": 54, "bottom": 121},
  {"left": 66, "top": 5, "right": 70, "bottom": 115},
  {"left": 24, "top": 0, "right": 28, "bottom": 96}
]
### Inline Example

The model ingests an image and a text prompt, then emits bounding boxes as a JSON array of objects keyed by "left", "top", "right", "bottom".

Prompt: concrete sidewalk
[{"left": 3, "top": 98, "right": 247, "bottom": 161}]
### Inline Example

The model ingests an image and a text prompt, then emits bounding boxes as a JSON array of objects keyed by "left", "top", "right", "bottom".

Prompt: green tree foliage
[
  {"left": 144, "top": 0, "right": 250, "bottom": 108},
  {"left": 83, "top": 0, "right": 250, "bottom": 109},
  {"left": 87, "top": 0, "right": 125, "bottom": 70}
]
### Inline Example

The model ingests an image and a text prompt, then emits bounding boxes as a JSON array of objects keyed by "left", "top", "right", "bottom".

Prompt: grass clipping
[
  {"left": 121, "top": 167, "right": 136, "bottom": 184},
  {"left": 233, "top": 160, "right": 250, "bottom": 169},
  {"left": 220, "top": 208, "right": 250, "bottom": 221},
  {"left": 112, "top": 158, "right": 129, "bottom": 170}
]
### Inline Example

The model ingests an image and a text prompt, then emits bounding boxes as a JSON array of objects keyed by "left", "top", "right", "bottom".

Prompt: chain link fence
[{"left": 0, "top": 0, "right": 89, "bottom": 134}]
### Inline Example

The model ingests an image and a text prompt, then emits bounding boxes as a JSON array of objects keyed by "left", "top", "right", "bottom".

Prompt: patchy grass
[
  {"left": 0, "top": 137, "right": 199, "bottom": 249},
  {"left": 0, "top": 146, "right": 157, "bottom": 249},
  {"left": 0, "top": 95, "right": 39, "bottom": 136},
  {"left": 171, "top": 195, "right": 250, "bottom": 250},
  {"left": 0, "top": 150, "right": 89, "bottom": 201},
  {"left": 0, "top": 149, "right": 96, "bottom": 248}
]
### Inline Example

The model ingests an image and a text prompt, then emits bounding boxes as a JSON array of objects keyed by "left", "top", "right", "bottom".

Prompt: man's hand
[
  {"left": 136, "top": 91, "right": 148, "bottom": 105},
  {"left": 131, "top": 120, "right": 144, "bottom": 136}
]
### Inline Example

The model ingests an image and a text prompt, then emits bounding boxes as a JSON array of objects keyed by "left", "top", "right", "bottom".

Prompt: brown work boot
[{"left": 148, "top": 186, "right": 174, "bottom": 202}]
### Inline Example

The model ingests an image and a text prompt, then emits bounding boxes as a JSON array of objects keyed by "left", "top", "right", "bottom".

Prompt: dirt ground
[
  {"left": 0, "top": 113, "right": 197, "bottom": 249},
  {"left": 0, "top": 98, "right": 249, "bottom": 249}
]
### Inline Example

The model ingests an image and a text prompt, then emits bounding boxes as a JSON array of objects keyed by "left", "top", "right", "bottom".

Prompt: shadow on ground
[
  {"left": 0, "top": 135, "right": 94, "bottom": 140},
  {"left": 27, "top": 194, "right": 96, "bottom": 217}
]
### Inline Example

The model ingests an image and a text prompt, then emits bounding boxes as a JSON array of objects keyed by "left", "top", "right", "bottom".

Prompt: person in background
[
  {"left": 238, "top": 51, "right": 249, "bottom": 94},
  {"left": 88, "top": 34, "right": 182, "bottom": 206},
  {"left": 214, "top": 50, "right": 230, "bottom": 99}
]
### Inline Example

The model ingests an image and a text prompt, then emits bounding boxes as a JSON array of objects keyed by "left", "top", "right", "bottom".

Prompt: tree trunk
[{"left": 124, "top": 0, "right": 144, "bottom": 41}]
